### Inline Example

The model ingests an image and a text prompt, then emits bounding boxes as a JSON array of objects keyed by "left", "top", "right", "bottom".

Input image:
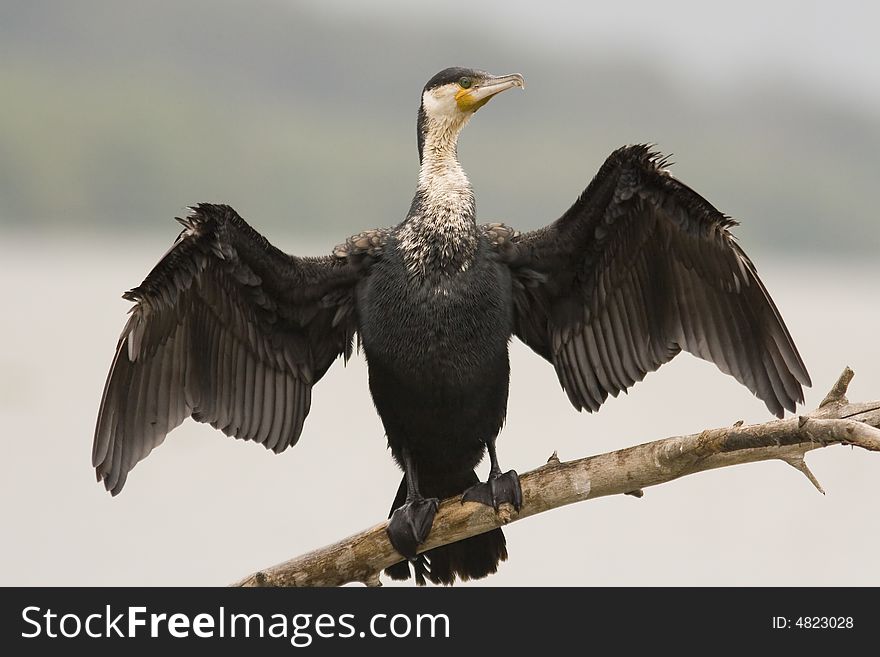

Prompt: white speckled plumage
[{"left": 398, "top": 85, "right": 478, "bottom": 276}]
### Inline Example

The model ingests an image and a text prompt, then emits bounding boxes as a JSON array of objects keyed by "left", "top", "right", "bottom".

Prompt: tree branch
[{"left": 233, "top": 367, "right": 880, "bottom": 587}]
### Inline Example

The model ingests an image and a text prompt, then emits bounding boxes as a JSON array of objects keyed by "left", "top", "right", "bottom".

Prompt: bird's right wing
[
  {"left": 93, "top": 203, "right": 383, "bottom": 495},
  {"left": 495, "top": 145, "right": 810, "bottom": 418}
]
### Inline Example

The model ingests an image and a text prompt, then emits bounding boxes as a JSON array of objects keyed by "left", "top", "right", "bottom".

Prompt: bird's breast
[{"left": 355, "top": 240, "right": 513, "bottom": 382}]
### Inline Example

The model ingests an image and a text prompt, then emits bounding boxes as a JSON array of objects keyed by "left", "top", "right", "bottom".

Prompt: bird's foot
[
  {"left": 387, "top": 497, "right": 439, "bottom": 559},
  {"left": 462, "top": 470, "right": 522, "bottom": 511}
]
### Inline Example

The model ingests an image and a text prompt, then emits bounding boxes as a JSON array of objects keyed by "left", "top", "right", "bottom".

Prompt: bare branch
[
  {"left": 233, "top": 367, "right": 880, "bottom": 587},
  {"left": 781, "top": 455, "right": 825, "bottom": 494},
  {"left": 820, "top": 366, "right": 854, "bottom": 408}
]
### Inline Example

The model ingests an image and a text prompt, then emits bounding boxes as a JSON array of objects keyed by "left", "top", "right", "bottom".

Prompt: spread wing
[
  {"left": 93, "top": 203, "right": 381, "bottom": 494},
  {"left": 499, "top": 145, "right": 811, "bottom": 417}
]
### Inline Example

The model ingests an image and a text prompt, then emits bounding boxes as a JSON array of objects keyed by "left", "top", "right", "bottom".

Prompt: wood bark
[{"left": 233, "top": 367, "right": 880, "bottom": 587}]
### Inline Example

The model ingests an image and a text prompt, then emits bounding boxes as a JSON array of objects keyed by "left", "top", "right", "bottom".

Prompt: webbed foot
[
  {"left": 387, "top": 496, "right": 439, "bottom": 559},
  {"left": 462, "top": 470, "right": 522, "bottom": 511}
]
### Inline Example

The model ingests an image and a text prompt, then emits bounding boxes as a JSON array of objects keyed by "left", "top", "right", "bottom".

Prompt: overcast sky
[{"left": 300, "top": 0, "right": 880, "bottom": 112}]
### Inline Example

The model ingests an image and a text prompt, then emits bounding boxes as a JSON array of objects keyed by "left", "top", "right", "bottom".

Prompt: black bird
[{"left": 94, "top": 67, "right": 811, "bottom": 585}]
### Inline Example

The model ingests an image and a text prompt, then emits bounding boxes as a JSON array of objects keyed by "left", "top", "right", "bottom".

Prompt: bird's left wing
[
  {"left": 494, "top": 145, "right": 811, "bottom": 418},
  {"left": 93, "top": 203, "right": 383, "bottom": 494}
]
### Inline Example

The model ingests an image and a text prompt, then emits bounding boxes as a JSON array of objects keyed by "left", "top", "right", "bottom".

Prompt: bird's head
[{"left": 417, "top": 67, "right": 524, "bottom": 162}]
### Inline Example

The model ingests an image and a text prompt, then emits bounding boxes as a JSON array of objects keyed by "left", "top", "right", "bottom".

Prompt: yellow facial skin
[{"left": 454, "top": 88, "right": 494, "bottom": 113}]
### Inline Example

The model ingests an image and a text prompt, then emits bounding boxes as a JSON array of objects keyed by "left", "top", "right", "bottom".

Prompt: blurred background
[{"left": 2, "top": 0, "right": 878, "bottom": 586}]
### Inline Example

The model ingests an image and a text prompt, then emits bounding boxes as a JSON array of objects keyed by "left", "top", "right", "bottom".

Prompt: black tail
[{"left": 385, "top": 470, "right": 508, "bottom": 585}]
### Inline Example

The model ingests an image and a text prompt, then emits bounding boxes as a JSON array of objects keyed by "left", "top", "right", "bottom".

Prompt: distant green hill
[{"left": 1, "top": 0, "right": 877, "bottom": 254}]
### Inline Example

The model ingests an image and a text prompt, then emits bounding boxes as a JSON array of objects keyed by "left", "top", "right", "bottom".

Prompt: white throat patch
[{"left": 421, "top": 85, "right": 464, "bottom": 122}]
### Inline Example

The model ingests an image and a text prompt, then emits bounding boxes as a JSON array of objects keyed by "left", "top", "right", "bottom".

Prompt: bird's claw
[
  {"left": 387, "top": 497, "right": 439, "bottom": 559},
  {"left": 462, "top": 470, "right": 522, "bottom": 511}
]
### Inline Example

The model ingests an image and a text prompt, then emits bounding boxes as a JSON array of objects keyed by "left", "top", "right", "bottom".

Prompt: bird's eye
[{"left": 458, "top": 77, "right": 473, "bottom": 89}]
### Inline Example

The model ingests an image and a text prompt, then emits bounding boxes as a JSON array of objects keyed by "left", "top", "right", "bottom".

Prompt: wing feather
[
  {"left": 93, "top": 203, "right": 372, "bottom": 494},
  {"left": 504, "top": 145, "right": 810, "bottom": 418}
]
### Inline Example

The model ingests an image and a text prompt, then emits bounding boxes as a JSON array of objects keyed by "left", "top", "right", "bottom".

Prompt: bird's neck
[
  {"left": 416, "top": 117, "right": 474, "bottom": 214},
  {"left": 399, "top": 118, "right": 478, "bottom": 277}
]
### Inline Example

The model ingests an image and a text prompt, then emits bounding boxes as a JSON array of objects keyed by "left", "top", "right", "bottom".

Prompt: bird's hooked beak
[{"left": 456, "top": 73, "right": 525, "bottom": 113}]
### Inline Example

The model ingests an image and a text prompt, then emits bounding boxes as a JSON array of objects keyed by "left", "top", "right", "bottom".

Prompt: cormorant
[{"left": 93, "top": 67, "right": 811, "bottom": 585}]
